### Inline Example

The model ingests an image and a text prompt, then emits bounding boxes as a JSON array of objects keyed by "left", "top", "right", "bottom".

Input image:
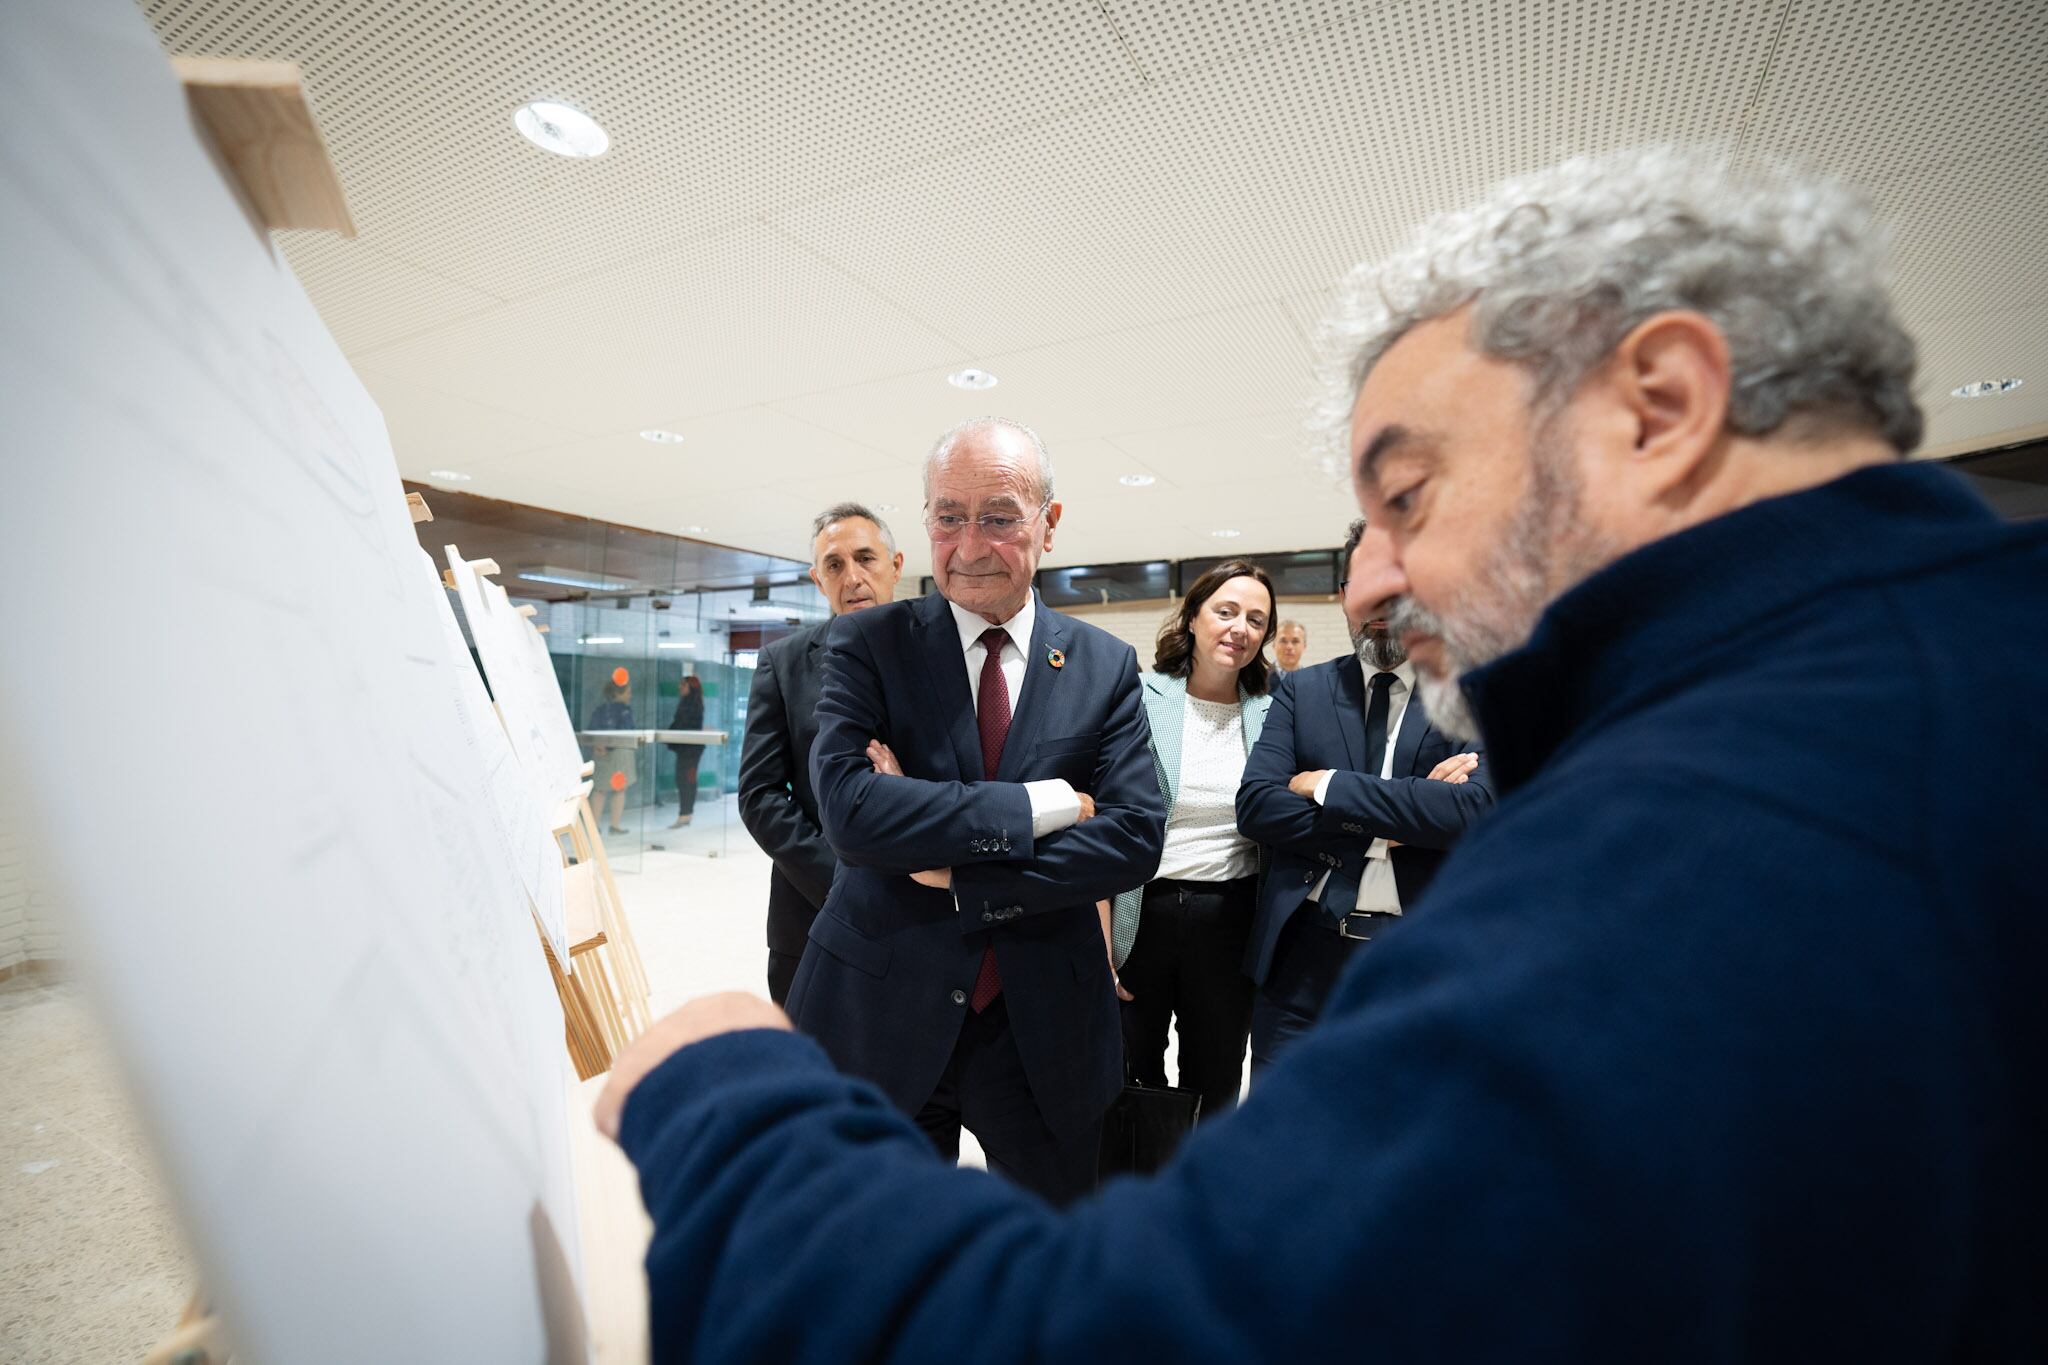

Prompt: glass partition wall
[{"left": 544, "top": 581, "right": 827, "bottom": 867}]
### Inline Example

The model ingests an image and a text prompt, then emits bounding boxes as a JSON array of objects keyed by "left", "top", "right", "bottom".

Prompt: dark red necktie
[{"left": 970, "top": 627, "right": 1010, "bottom": 1011}]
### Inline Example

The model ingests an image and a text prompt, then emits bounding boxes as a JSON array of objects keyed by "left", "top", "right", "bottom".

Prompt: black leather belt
[{"left": 1311, "top": 908, "right": 1401, "bottom": 941}]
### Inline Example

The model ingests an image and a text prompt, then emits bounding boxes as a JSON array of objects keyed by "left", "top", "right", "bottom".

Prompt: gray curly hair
[{"left": 1317, "top": 147, "right": 1923, "bottom": 464}]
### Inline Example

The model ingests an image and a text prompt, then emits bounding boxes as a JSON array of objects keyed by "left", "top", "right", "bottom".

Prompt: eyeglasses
[{"left": 925, "top": 505, "right": 1048, "bottom": 545}]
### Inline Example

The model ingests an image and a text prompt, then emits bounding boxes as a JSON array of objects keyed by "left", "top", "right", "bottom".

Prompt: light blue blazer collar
[
  {"left": 1138, "top": 670, "right": 1271, "bottom": 811},
  {"left": 1112, "top": 672, "right": 1272, "bottom": 967}
]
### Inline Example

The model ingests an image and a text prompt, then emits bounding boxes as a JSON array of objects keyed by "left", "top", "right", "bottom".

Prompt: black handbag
[{"left": 1098, "top": 1079, "right": 1202, "bottom": 1177}]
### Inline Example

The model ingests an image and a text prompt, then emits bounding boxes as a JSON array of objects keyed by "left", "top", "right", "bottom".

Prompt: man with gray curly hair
[{"left": 594, "top": 148, "right": 2048, "bottom": 1361}]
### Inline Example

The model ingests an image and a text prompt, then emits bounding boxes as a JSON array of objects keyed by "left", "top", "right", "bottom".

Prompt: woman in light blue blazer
[{"left": 1103, "top": 559, "right": 1278, "bottom": 1122}]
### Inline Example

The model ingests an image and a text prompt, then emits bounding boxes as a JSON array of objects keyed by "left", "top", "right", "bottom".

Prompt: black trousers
[
  {"left": 1249, "top": 906, "right": 1390, "bottom": 1076},
  {"left": 673, "top": 746, "right": 703, "bottom": 815},
  {"left": 766, "top": 948, "right": 801, "bottom": 1009},
  {"left": 1118, "top": 875, "right": 1257, "bottom": 1122},
  {"left": 915, "top": 995, "right": 1101, "bottom": 1207}
]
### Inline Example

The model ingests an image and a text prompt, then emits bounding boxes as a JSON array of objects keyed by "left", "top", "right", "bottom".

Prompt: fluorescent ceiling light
[
  {"left": 640, "top": 429, "right": 686, "bottom": 444},
  {"left": 517, "top": 565, "right": 635, "bottom": 591},
  {"left": 427, "top": 468, "right": 472, "bottom": 482},
  {"left": 657, "top": 641, "right": 696, "bottom": 649},
  {"left": 1951, "top": 377, "right": 2023, "bottom": 398},
  {"left": 947, "top": 368, "right": 998, "bottom": 390},
  {"left": 1119, "top": 474, "right": 1156, "bottom": 487},
  {"left": 578, "top": 636, "right": 625, "bottom": 645},
  {"left": 513, "top": 101, "right": 609, "bottom": 158}
]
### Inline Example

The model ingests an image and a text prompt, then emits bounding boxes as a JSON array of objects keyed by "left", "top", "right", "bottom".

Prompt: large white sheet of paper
[
  {"left": 446, "top": 550, "right": 589, "bottom": 806},
  {"left": 425, "top": 552, "right": 569, "bottom": 963},
  {"left": 0, "top": 2, "right": 583, "bottom": 1359}
]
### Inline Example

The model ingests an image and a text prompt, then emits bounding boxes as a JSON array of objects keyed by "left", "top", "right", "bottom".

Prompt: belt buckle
[{"left": 1336, "top": 911, "right": 1376, "bottom": 941}]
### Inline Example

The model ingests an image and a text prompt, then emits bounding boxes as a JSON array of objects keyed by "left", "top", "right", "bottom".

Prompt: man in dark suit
[
  {"left": 737, "top": 501, "right": 904, "bottom": 1005},
  {"left": 1237, "top": 516, "right": 1496, "bottom": 1070},
  {"left": 785, "top": 416, "right": 1165, "bottom": 1203}
]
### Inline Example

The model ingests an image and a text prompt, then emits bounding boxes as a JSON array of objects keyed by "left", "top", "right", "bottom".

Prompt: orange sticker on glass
[
  {"left": 611, "top": 667, "right": 630, "bottom": 686},
  {"left": 609, "top": 771, "right": 627, "bottom": 791}
]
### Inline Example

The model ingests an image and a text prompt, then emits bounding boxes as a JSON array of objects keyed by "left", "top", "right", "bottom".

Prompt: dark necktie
[
  {"left": 1364, "top": 670, "right": 1395, "bottom": 775},
  {"left": 970, "top": 628, "right": 1010, "bottom": 1011}
]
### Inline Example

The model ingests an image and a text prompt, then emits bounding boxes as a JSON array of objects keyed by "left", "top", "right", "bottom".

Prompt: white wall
[{"left": 1058, "top": 596, "right": 1354, "bottom": 672}]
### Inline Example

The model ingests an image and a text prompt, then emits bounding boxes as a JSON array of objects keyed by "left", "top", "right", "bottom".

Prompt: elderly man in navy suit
[
  {"left": 1237, "top": 514, "right": 1496, "bottom": 1071},
  {"left": 776, "top": 416, "right": 1164, "bottom": 1203}
]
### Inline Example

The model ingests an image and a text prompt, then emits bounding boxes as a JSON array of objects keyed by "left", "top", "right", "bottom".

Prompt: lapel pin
[{"left": 1047, "top": 647, "right": 1065, "bottom": 669}]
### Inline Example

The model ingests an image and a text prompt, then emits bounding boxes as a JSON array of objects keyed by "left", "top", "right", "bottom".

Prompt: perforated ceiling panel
[{"left": 140, "top": 1, "right": 2048, "bottom": 576}]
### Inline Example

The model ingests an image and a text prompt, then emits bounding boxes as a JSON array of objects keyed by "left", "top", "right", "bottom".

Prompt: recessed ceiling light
[
  {"left": 874, "top": 503, "right": 897, "bottom": 513},
  {"left": 1119, "top": 474, "right": 1156, "bottom": 487},
  {"left": 1210, "top": 528, "right": 1242, "bottom": 539},
  {"left": 1951, "top": 377, "right": 2024, "bottom": 398},
  {"left": 427, "top": 469, "right": 472, "bottom": 482},
  {"left": 578, "top": 635, "right": 625, "bottom": 645},
  {"left": 947, "top": 368, "right": 998, "bottom": 390},
  {"left": 680, "top": 524, "right": 708, "bottom": 534},
  {"left": 640, "top": 429, "right": 685, "bottom": 444},
  {"left": 513, "top": 101, "right": 609, "bottom": 158}
]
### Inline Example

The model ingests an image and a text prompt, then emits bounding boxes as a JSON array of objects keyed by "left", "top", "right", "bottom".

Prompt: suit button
[
  {"left": 1303, "top": 872, "right": 1315, "bottom": 884},
  {"left": 981, "top": 911, "right": 993, "bottom": 923},
  {"left": 950, "top": 989, "right": 966, "bottom": 1005}
]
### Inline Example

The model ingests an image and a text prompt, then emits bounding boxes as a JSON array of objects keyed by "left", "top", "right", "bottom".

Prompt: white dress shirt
[
  {"left": 947, "top": 596, "right": 1082, "bottom": 837},
  {"left": 1310, "top": 659, "right": 1415, "bottom": 914}
]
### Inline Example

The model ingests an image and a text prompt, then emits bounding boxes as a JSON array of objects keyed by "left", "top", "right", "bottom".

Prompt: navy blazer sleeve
[
  {"left": 735, "top": 642, "right": 834, "bottom": 909},
  {"left": 809, "top": 614, "right": 1038, "bottom": 875},
  {"left": 1315, "top": 757, "right": 1495, "bottom": 849},
  {"left": 1235, "top": 671, "right": 1345, "bottom": 855},
  {"left": 948, "top": 644, "right": 1164, "bottom": 920}
]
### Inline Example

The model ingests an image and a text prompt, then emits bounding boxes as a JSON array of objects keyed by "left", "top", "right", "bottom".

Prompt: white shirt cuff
[
  {"left": 1024, "top": 778, "right": 1082, "bottom": 837},
  {"left": 1312, "top": 770, "right": 1334, "bottom": 805}
]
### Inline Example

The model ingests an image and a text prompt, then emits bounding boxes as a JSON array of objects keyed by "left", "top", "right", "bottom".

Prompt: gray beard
[
  {"left": 1387, "top": 418, "right": 1619, "bottom": 746},
  {"left": 1350, "top": 624, "right": 1407, "bottom": 672}
]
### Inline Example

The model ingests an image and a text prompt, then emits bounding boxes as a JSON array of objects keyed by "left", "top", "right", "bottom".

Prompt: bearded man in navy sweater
[{"left": 594, "top": 148, "right": 2047, "bottom": 1362}]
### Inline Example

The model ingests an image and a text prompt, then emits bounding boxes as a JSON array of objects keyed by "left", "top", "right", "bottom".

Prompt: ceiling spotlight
[
  {"left": 1951, "top": 377, "right": 2024, "bottom": 398},
  {"left": 874, "top": 503, "right": 897, "bottom": 513},
  {"left": 427, "top": 469, "right": 472, "bottom": 482},
  {"left": 1210, "top": 528, "right": 1242, "bottom": 539},
  {"left": 1119, "top": 474, "right": 1157, "bottom": 487},
  {"left": 513, "top": 100, "right": 609, "bottom": 158},
  {"left": 947, "top": 368, "right": 998, "bottom": 390},
  {"left": 680, "top": 524, "right": 708, "bottom": 534},
  {"left": 640, "top": 429, "right": 686, "bottom": 444}
]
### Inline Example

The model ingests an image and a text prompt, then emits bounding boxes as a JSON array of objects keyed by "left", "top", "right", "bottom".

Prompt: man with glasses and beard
[{"left": 1235, "top": 516, "right": 1494, "bottom": 1073}]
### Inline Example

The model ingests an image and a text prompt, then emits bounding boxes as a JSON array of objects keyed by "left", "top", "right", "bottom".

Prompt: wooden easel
[{"left": 540, "top": 775, "right": 654, "bottom": 1078}]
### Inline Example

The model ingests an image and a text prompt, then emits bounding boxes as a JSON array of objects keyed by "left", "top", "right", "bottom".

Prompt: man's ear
[
  {"left": 890, "top": 551, "right": 905, "bottom": 574},
  {"left": 1042, "top": 500, "right": 1062, "bottom": 551},
  {"left": 1610, "top": 310, "right": 1732, "bottom": 497},
  {"left": 807, "top": 565, "right": 824, "bottom": 592}
]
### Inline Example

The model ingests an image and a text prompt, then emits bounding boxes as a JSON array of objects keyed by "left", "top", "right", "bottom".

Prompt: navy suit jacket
[
  {"left": 1236, "top": 655, "right": 1495, "bottom": 982},
  {"left": 736, "top": 621, "right": 833, "bottom": 957},
  {"left": 615, "top": 463, "right": 2047, "bottom": 1361},
  {"left": 788, "top": 589, "right": 1166, "bottom": 1139}
]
